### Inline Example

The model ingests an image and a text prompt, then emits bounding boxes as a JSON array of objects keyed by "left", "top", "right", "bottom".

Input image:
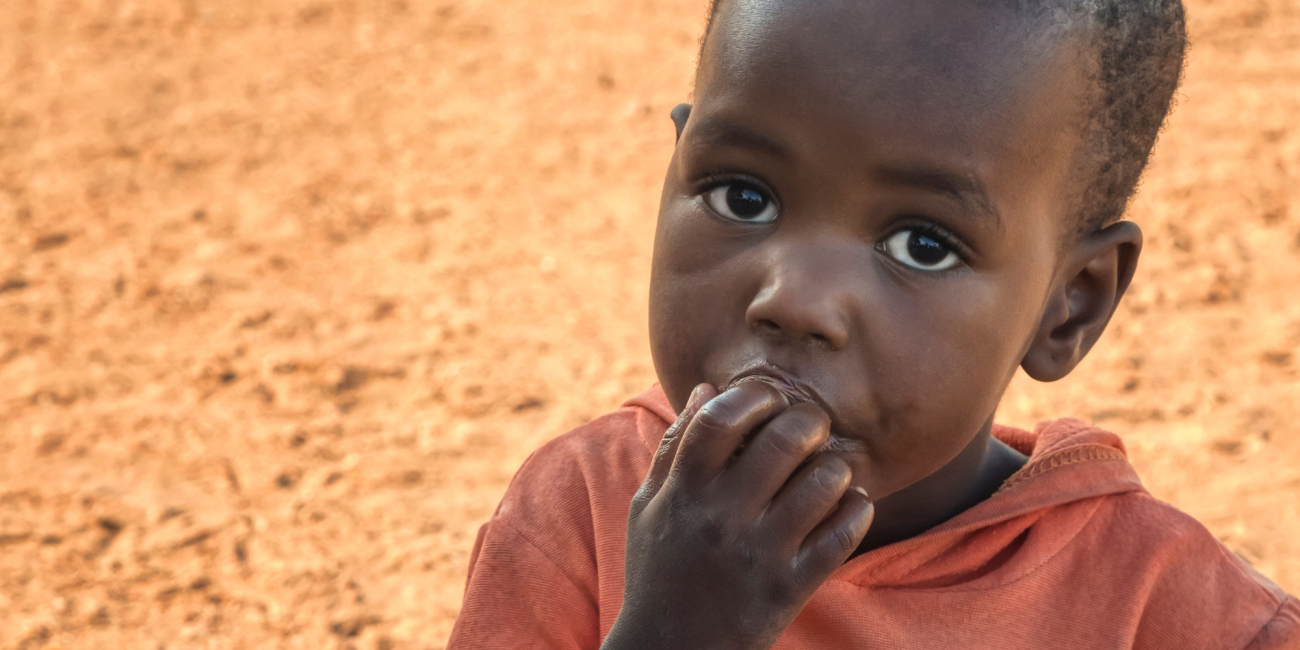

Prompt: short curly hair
[{"left": 697, "top": 0, "right": 1188, "bottom": 237}]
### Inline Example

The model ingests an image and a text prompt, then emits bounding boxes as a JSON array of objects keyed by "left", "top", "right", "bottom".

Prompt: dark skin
[{"left": 601, "top": 1, "right": 1143, "bottom": 649}]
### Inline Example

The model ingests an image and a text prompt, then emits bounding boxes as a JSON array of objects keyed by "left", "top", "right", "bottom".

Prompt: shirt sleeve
[
  {"left": 1245, "top": 596, "right": 1300, "bottom": 650},
  {"left": 446, "top": 519, "right": 601, "bottom": 650}
]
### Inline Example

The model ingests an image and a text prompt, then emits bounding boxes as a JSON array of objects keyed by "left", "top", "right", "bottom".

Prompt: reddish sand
[{"left": 0, "top": 0, "right": 1297, "bottom": 648}]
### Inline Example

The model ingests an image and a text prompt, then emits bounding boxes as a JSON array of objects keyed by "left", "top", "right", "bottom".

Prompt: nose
[{"left": 744, "top": 244, "right": 853, "bottom": 351}]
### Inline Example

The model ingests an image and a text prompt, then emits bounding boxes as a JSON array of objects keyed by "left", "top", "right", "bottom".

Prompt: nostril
[
  {"left": 755, "top": 319, "right": 782, "bottom": 335},
  {"left": 806, "top": 332, "right": 833, "bottom": 349}
]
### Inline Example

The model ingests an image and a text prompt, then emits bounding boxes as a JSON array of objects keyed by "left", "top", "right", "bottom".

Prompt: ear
[
  {"left": 1021, "top": 220, "right": 1142, "bottom": 382},
  {"left": 670, "top": 103, "right": 692, "bottom": 142}
]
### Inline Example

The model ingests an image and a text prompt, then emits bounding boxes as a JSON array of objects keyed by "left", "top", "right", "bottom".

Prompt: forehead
[{"left": 695, "top": 0, "right": 1090, "bottom": 187}]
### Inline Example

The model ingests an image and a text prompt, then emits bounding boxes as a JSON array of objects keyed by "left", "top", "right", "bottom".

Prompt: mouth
[
  {"left": 724, "top": 363, "right": 868, "bottom": 455},
  {"left": 726, "top": 364, "right": 822, "bottom": 408}
]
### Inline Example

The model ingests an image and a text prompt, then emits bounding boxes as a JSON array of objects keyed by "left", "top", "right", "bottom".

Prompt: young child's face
[{"left": 649, "top": 0, "right": 1095, "bottom": 500}]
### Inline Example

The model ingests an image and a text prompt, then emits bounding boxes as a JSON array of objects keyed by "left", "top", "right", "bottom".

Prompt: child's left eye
[
  {"left": 702, "top": 183, "right": 779, "bottom": 223},
  {"left": 879, "top": 229, "right": 962, "bottom": 271}
]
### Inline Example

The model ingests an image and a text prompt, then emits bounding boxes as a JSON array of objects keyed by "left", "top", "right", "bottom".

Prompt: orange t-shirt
[{"left": 448, "top": 387, "right": 1299, "bottom": 649}]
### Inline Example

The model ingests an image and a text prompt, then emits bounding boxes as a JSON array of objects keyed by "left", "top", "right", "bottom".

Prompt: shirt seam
[
  {"left": 996, "top": 445, "right": 1128, "bottom": 494},
  {"left": 864, "top": 496, "right": 1107, "bottom": 594},
  {"left": 1243, "top": 595, "right": 1295, "bottom": 650}
]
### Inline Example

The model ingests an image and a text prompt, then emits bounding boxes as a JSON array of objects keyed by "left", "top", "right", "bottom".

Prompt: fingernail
[
  {"left": 686, "top": 383, "right": 709, "bottom": 411},
  {"left": 850, "top": 486, "right": 870, "bottom": 500}
]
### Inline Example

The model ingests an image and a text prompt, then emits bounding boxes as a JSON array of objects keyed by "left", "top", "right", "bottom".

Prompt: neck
[{"left": 853, "top": 422, "right": 1028, "bottom": 556}]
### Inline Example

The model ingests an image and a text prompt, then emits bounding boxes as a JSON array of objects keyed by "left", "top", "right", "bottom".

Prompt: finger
[
  {"left": 671, "top": 381, "right": 788, "bottom": 490},
  {"left": 763, "top": 453, "right": 852, "bottom": 543},
  {"left": 724, "top": 403, "right": 831, "bottom": 507},
  {"left": 795, "top": 486, "right": 874, "bottom": 582},
  {"left": 638, "top": 383, "right": 717, "bottom": 504}
]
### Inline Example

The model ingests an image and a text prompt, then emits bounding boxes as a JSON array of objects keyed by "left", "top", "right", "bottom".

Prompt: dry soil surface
[{"left": 1, "top": 0, "right": 1299, "bottom": 648}]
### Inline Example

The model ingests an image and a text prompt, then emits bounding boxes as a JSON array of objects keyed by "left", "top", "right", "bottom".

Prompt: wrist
[{"left": 600, "top": 605, "right": 774, "bottom": 650}]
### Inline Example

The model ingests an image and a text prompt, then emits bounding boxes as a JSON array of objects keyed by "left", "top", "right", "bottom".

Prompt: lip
[
  {"left": 725, "top": 361, "right": 838, "bottom": 421},
  {"left": 724, "top": 362, "right": 868, "bottom": 455}
]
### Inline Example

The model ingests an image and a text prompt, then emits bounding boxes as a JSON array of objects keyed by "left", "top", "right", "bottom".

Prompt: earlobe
[
  {"left": 671, "top": 103, "right": 692, "bottom": 142},
  {"left": 1021, "top": 221, "right": 1143, "bottom": 382}
]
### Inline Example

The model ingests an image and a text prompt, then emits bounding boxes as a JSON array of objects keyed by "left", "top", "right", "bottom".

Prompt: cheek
[
  {"left": 648, "top": 198, "right": 751, "bottom": 409},
  {"left": 647, "top": 275, "right": 709, "bottom": 410},
  {"left": 878, "top": 276, "right": 1026, "bottom": 388},
  {"left": 861, "top": 272, "right": 1045, "bottom": 487},
  {"left": 651, "top": 193, "right": 755, "bottom": 275}
]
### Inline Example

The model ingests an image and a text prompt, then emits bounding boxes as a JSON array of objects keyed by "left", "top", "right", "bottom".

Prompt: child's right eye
[{"left": 702, "top": 183, "right": 779, "bottom": 223}]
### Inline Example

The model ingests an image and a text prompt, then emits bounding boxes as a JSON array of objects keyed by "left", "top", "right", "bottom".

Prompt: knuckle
[
  {"left": 692, "top": 399, "right": 739, "bottom": 434},
  {"left": 756, "top": 426, "right": 808, "bottom": 460},
  {"left": 765, "top": 578, "right": 798, "bottom": 606},
  {"left": 661, "top": 482, "right": 692, "bottom": 513},
  {"left": 630, "top": 486, "right": 653, "bottom": 510},
  {"left": 832, "top": 525, "right": 856, "bottom": 555},
  {"left": 646, "top": 483, "right": 687, "bottom": 524},
  {"left": 760, "top": 417, "right": 821, "bottom": 459},
  {"left": 737, "top": 541, "right": 762, "bottom": 571},
  {"left": 790, "top": 402, "right": 832, "bottom": 432},
  {"left": 657, "top": 428, "right": 682, "bottom": 450},
  {"left": 697, "top": 507, "right": 738, "bottom": 547},
  {"left": 652, "top": 439, "right": 677, "bottom": 466}
]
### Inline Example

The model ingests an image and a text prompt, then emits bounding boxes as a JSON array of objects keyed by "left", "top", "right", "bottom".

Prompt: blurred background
[{"left": 0, "top": 0, "right": 1297, "bottom": 647}]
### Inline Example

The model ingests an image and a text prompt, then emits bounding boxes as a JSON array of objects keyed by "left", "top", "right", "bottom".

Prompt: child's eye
[
  {"left": 879, "top": 229, "right": 962, "bottom": 271},
  {"left": 702, "top": 183, "right": 779, "bottom": 223}
]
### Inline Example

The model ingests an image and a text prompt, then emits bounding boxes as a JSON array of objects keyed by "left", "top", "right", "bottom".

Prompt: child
[{"left": 449, "top": 0, "right": 1299, "bottom": 647}]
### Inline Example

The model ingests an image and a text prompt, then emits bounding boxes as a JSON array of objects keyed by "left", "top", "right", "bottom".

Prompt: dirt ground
[{"left": 0, "top": 0, "right": 1297, "bottom": 648}]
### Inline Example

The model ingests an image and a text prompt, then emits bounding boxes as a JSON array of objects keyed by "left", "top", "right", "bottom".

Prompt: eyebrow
[
  {"left": 875, "top": 165, "right": 1002, "bottom": 229},
  {"left": 685, "top": 118, "right": 791, "bottom": 160}
]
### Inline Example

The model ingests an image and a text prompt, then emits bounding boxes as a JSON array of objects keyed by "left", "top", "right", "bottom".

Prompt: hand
[{"left": 602, "top": 382, "right": 875, "bottom": 650}]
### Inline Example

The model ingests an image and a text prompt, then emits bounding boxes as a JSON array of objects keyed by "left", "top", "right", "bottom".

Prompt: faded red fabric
[{"left": 448, "top": 386, "right": 1299, "bottom": 649}]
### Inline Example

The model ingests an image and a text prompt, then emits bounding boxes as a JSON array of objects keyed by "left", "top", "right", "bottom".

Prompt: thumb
[{"left": 633, "top": 383, "right": 716, "bottom": 508}]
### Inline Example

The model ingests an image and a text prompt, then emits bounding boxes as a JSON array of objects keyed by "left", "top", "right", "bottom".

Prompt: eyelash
[
  {"left": 887, "top": 222, "right": 971, "bottom": 259},
  {"left": 694, "top": 171, "right": 781, "bottom": 206}
]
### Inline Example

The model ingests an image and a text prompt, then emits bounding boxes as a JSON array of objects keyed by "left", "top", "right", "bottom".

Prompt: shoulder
[
  {"left": 453, "top": 408, "right": 659, "bottom": 650},
  {"left": 496, "top": 386, "right": 673, "bottom": 517},
  {"left": 1002, "top": 417, "right": 1290, "bottom": 607},
  {"left": 1089, "top": 490, "right": 1296, "bottom": 647},
  {"left": 1003, "top": 417, "right": 1297, "bottom": 647},
  {"left": 497, "top": 402, "right": 656, "bottom": 518},
  {"left": 485, "top": 393, "right": 666, "bottom": 565},
  {"left": 1101, "top": 490, "right": 1281, "bottom": 592}
]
